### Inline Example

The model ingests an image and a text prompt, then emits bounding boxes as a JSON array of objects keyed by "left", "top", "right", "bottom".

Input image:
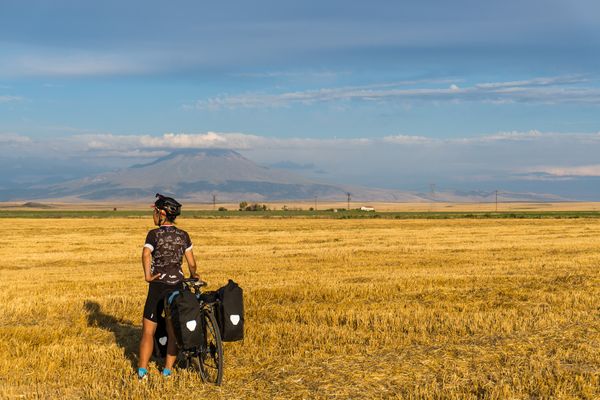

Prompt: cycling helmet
[{"left": 154, "top": 193, "right": 182, "bottom": 220}]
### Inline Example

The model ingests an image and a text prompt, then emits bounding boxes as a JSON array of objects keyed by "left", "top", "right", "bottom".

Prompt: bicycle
[{"left": 167, "top": 277, "right": 224, "bottom": 385}]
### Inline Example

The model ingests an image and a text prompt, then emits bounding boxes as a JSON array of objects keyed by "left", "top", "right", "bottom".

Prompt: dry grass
[{"left": 0, "top": 217, "right": 598, "bottom": 399}]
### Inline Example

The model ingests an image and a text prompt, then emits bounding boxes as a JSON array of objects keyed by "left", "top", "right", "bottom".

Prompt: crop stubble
[{"left": 0, "top": 218, "right": 598, "bottom": 399}]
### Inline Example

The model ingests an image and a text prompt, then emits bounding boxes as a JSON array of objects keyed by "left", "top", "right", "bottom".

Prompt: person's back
[
  {"left": 144, "top": 225, "right": 193, "bottom": 284},
  {"left": 137, "top": 193, "right": 200, "bottom": 380}
]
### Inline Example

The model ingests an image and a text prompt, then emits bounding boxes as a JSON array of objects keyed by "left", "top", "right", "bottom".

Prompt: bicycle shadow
[{"left": 83, "top": 301, "right": 141, "bottom": 368}]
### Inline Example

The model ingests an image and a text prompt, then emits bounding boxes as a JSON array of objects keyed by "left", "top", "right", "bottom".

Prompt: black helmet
[{"left": 154, "top": 193, "right": 182, "bottom": 219}]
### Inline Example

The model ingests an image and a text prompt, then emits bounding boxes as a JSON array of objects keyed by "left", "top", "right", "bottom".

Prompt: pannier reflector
[
  {"left": 230, "top": 315, "right": 240, "bottom": 325},
  {"left": 186, "top": 320, "right": 197, "bottom": 331}
]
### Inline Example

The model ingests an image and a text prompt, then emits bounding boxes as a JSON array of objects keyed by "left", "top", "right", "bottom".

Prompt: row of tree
[
  {"left": 217, "top": 202, "right": 358, "bottom": 212},
  {"left": 238, "top": 201, "right": 269, "bottom": 211}
]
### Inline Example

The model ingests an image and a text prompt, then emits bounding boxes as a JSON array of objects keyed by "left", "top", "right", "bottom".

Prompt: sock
[
  {"left": 162, "top": 368, "right": 171, "bottom": 377},
  {"left": 138, "top": 368, "right": 148, "bottom": 378}
]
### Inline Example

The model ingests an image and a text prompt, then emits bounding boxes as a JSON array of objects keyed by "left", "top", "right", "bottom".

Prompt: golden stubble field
[{"left": 0, "top": 217, "right": 598, "bottom": 399}]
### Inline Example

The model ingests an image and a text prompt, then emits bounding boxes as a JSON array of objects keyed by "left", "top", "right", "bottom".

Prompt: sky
[{"left": 2, "top": 0, "right": 600, "bottom": 199}]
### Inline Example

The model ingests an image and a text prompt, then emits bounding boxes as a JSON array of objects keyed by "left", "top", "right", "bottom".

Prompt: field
[{"left": 0, "top": 216, "right": 598, "bottom": 399}]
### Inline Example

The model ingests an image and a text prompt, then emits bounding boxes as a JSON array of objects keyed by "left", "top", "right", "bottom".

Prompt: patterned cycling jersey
[{"left": 144, "top": 225, "right": 193, "bottom": 284}]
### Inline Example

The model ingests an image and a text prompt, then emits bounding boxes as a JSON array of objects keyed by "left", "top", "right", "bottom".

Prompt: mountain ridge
[{"left": 0, "top": 149, "right": 571, "bottom": 203}]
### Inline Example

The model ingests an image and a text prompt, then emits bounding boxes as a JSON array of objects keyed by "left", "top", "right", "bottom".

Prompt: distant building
[{"left": 360, "top": 206, "right": 375, "bottom": 211}]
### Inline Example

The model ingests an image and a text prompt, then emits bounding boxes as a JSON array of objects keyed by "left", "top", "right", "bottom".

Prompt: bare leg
[
  {"left": 165, "top": 317, "right": 178, "bottom": 370},
  {"left": 138, "top": 318, "right": 157, "bottom": 370}
]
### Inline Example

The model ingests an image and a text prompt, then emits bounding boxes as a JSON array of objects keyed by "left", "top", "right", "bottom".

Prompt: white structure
[{"left": 360, "top": 206, "right": 375, "bottom": 211}]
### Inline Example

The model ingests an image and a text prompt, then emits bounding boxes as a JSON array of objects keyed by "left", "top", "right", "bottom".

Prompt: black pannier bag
[
  {"left": 215, "top": 280, "right": 244, "bottom": 341},
  {"left": 167, "top": 289, "right": 204, "bottom": 349}
]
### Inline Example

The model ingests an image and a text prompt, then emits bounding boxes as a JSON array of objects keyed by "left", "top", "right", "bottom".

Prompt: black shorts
[{"left": 143, "top": 282, "right": 179, "bottom": 322}]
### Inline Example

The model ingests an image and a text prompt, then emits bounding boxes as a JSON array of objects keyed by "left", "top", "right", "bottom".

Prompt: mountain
[
  {"left": 1, "top": 149, "right": 571, "bottom": 203},
  {"left": 26, "top": 149, "right": 409, "bottom": 202}
]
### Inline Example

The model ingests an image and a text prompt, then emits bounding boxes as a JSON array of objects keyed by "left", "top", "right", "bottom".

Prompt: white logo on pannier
[
  {"left": 230, "top": 314, "right": 240, "bottom": 325},
  {"left": 159, "top": 336, "right": 167, "bottom": 346},
  {"left": 186, "top": 320, "right": 197, "bottom": 331}
]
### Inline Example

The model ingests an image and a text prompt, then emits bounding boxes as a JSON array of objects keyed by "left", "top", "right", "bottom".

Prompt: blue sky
[{"left": 2, "top": 0, "right": 600, "bottom": 198}]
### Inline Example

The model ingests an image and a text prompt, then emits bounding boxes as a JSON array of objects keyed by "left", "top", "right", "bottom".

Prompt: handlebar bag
[
  {"left": 216, "top": 280, "right": 244, "bottom": 342},
  {"left": 168, "top": 290, "right": 204, "bottom": 349}
]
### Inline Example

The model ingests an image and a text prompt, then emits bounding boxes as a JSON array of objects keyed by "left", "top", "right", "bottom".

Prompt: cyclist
[{"left": 138, "top": 193, "right": 199, "bottom": 380}]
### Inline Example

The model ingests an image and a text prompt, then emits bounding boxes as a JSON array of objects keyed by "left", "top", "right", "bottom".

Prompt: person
[{"left": 137, "top": 193, "right": 199, "bottom": 380}]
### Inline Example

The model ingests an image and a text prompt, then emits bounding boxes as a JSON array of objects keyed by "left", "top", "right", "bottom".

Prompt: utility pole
[
  {"left": 346, "top": 192, "right": 351, "bottom": 210},
  {"left": 212, "top": 194, "right": 216, "bottom": 210},
  {"left": 314, "top": 196, "right": 318, "bottom": 211},
  {"left": 429, "top": 183, "right": 436, "bottom": 211},
  {"left": 495, "top": 190, "right": 498, "bottom": 212}
]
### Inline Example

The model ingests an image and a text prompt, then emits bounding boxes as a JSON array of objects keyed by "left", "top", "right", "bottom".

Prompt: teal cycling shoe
[{"left": 138, "top": 368, "right": 148, "bottom": 381}]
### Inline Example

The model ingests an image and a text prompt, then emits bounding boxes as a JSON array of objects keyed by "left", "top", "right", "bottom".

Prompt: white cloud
[
  {"left": 187, "top": 75, "right": 600, "bottom": 109},
  {"left": 80, "top": 132, "right": 258, "bottom": 150},
  {"left": 0, "top": 95, "right": 22, "bottom": 103},
  {"left": 527, "top": 164, "right": 600, "bottom": 177},
  {"left": 8, "top": 129, "right": 599, "bottom": 157},
  {"left": 6, "top": 54, "right": 148, "bottom": 77},
  {"left": 88, "top": 150, "right": 170, "bottom": 159},
  {"left": 382, "top": 135, "right": 435, "bottom": 144},
  {"left": 74, "top": 132, "right": 375, "bottom": 152},
  {"left": 0, "top": 46, "right": 185, "bottom": 77},
  {"left": 474, "top": 75, "right": 586, "bottom": 89},
  {"left": 452, "top": 130, "right": 546, "bottom": 143},
  {"left": 384, "top": 130, "right": 561, "bottom": 145},
  {"left": 0, "top": 133, "right": 32, "bottom": 144},
  {"left": 187, "top": 78, "right": 458, "bottom": 110},
  {"left": 231, "top": 70, "right": 346, "bottom": 79}
]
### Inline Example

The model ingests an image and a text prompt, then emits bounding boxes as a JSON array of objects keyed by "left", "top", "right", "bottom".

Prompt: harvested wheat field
[{"left": 0, "top": 217, "right": 598, "bottom": 399}]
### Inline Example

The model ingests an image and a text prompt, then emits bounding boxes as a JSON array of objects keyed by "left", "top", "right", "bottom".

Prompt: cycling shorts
[{"left": 143, "top": 282, "right": 179, "bottom": 322}]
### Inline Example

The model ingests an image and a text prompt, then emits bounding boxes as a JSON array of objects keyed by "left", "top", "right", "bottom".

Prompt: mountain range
[{"left": 0, "top": 149, "right": 569, "bottom": 203}]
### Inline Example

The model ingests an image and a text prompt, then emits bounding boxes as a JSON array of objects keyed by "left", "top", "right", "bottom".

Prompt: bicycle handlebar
[{"left": 182, "top": 277, "right": 207, "bottom": 287}]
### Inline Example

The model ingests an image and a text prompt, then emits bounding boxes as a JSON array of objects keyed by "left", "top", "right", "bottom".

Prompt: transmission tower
[
  {"left": 346, "top": 192, "right": 351, "bottom": 210},
  {"left": 212, "top": 194, "right": 216, "bottom": 210}
]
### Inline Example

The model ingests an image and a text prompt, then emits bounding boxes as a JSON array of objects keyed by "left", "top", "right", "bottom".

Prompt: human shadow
[{"left": 83, "top": 301, "right": 142, "bottom": 369}]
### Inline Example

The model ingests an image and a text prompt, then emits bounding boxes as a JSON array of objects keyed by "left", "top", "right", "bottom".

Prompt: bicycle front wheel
[{"left": 197, "top": 308, "right": 223, "bottom": 385}]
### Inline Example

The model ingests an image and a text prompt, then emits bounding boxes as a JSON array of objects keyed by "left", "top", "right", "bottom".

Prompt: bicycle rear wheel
[{"left": 185, "top": 308, "right": 223, "bottom": 385}]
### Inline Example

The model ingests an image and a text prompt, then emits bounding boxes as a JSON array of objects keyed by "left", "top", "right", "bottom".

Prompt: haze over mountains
[{"left": 0, "top": 149, "right": 568, "bottom": 203}]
